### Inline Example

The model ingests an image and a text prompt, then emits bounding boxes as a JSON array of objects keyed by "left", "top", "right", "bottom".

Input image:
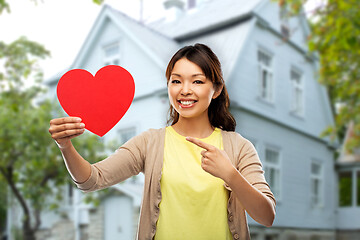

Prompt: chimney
[{"left": 163, "top": 0, "right": 185, "bottom": 22}]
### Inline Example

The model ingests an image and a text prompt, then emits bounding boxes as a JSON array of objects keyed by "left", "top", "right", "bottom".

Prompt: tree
[
  {"left": 0, "top": 38, "right": 109, "bottom": 240},
  {"left": 276, "top": 0, "right": 360, "bottom": 152},
  {"left": 0, "top": 2, "right": 111, "bottom": 239}
]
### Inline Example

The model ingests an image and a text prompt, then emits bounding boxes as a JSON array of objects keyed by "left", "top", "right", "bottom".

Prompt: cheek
[{"left": 167, "top": 87, "right": 177, "bottom": 105}]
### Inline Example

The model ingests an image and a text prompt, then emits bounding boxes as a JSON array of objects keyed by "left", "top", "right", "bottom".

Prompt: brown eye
[{"left": 194, "top": 80, "right": 204, "bottom": 84}]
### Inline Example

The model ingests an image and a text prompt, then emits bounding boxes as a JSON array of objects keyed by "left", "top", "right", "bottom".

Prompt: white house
[{"left": 7, "top": 0, "right": 359, "bottom": 239}]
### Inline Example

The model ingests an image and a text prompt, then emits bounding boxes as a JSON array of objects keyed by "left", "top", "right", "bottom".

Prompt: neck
[{"left": 172, "top": 114, "right": 214, "bottom": 139}]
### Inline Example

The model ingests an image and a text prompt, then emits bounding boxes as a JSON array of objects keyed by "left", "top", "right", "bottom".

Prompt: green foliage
[
  {"left": 0, "top": 36, "right": 112, "bottom": 238},
  {"left": 276, "top": 0, "right": 360, "bottom": 152},
  {"left": 0, "top": 0, "right": 9, "bottom": 14}
]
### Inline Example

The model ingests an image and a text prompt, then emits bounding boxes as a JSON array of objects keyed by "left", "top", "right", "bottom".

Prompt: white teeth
[{"left": 180, "top": 100, "right": 195, "bottom": 105}]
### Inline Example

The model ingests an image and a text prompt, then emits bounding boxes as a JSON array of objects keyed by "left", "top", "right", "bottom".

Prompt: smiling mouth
[{"left": 178, "top": 100, "right": 197, "bottom": 107}]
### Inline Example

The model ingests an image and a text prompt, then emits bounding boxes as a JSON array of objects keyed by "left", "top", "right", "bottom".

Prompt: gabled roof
[
  {"left": 148, "top": 0, "right": 262, "bottom": 39},
  {"left": 106, "top": 6, "right": 179, "bottom": 67},
  {"left": 45, "top": 4, "right": 179, "bottom": 85}
]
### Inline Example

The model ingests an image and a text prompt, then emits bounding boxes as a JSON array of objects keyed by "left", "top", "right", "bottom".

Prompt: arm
[
  {"left": 224, "top": 165, "right": 275, "bottom": 227},
  {"left": 49, "top": 117, "right": 91, "bottom": 183},
  {"left": 49, "top": 117, "right": 145, "bottom": 192}
]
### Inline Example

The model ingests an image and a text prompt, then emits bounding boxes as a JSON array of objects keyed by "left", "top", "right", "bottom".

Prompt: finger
[
  {"left": 67, "top": 132, "right": 84, "bottom": 140},
  {"left": 51, "top": 128, "right": 85, "bottom": 140},
  {"left": 50, "top": 117, "right": 82, "bottom": 126},
  {"left": 201, "top": 150, "right": 207, "bottom": 158},
  {"left": 50, "top": 122, "right": 85, "bottom": 133},
  {"left": 186, "top": 137, "right": 212, "bottom": 151}
]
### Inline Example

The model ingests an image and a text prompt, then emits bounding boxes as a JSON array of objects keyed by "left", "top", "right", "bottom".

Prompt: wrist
[
  {"left": 223, "top": 166, "right": 238, "bottom": 185},
  {"left": 56, "top": 140, "right": 73, "bottom": 150}
]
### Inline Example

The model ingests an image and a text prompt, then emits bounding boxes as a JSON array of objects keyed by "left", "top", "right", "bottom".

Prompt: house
[
  {"left": 7, "top": 0, "right": 359, "bottom": 239},
  {"left": 335, "top": 121, "right": 360, "bottom": 239}
]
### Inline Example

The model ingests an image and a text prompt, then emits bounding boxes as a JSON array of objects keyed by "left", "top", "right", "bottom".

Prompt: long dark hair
[{"left": 165, "top": 43, "right": 236, "bottom": 131}]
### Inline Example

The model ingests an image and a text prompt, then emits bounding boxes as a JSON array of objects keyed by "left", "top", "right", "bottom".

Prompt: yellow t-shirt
[{"left": 154, "top": 126, "right": 232, "bottom": 240}]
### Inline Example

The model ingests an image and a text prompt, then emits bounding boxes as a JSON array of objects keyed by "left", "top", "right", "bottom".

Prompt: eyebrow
[{"left": 171, "top": 73, "right": 205, "bottom": 77}]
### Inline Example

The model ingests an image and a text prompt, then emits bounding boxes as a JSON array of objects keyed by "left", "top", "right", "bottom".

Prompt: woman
[{"left": 49, "top": 43, "right": 276, "bottom": 240}]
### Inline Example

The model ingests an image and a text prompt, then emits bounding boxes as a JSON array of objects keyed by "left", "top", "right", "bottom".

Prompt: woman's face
[{"left": 168, "top": 58, "right": 220, "bottom": 121}]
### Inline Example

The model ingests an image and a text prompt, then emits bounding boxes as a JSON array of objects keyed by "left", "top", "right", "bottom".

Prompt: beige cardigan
[{"left": 73, "top": 128, "right": 276, "bottom": 240}]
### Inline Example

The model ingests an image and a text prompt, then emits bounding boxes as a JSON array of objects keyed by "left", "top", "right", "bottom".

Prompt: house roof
[
  {"left": 107, "top": 5, "right": 179, "bottom": 67},
  {"left": 148, "top": 0, "right": 262, "bottom": 39},
  {"left": 338, "top": 121, "right": 360, "bottom": 164}
]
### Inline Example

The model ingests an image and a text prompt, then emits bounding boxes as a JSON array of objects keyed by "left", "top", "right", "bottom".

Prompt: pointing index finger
[{"left": 186, "top": 136, "right": 212, "bottom": 151}]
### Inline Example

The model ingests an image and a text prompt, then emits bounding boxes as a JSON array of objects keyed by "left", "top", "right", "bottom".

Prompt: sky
[
  {"left": 0, "top": 0, "right": 321, "bottom": 82},
  {"left": 0, "top": 0, "right": 166, "bottom": 80}
]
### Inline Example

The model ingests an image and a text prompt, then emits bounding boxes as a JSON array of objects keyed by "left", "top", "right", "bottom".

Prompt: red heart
[{"left": 57, "top": 65, "right": 135, "bottom": 137}]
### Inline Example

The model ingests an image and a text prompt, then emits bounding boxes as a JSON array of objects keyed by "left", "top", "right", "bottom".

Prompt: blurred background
[{"left": 0, "top": 0, "right": 359, "bottom": 239}]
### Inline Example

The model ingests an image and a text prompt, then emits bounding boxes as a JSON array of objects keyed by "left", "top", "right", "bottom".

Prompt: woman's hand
[
  {"left": 49, "top": 117, "right": 85, "bottom": 149},
  {"left": 186, "top": 136, "right": 236, "bottom": 183}
]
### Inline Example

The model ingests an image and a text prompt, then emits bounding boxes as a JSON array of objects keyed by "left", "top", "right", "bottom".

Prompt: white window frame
[
  {"left": 338, "top": 168, "right": 360, "bottom": 207},
  {"left": 310, "top": 160, "right": 323, "bottom": 208},
  {"left": 290, "top": 68, "right": 304, "bottom": 116},
  {"left": 257, "top": 49, "right": 274, "bottom": 103},
  {"left": 103, "top": 41, "right": 121, "bottom": 66},
  {"left": 338, "top": 169, "right": 354, "bottom": 207},
  {"left": 263, "top": 145, "right": 281, "bottom": 201}
]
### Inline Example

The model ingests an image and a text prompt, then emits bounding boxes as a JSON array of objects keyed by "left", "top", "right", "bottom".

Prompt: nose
[{"left": 181, "top": 82, "right": 192, "bottom": 95}]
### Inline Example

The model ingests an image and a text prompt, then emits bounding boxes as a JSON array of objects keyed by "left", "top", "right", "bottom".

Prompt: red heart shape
[{"left": 57, "top": 65, "right": 135, "bottom": 137}]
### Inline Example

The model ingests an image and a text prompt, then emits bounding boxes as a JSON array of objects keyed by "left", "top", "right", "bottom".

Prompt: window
[
  {"left": 338, "top": 171, "right": 352, "bottom": 207},
  {"left": 103, "top": 42, "right": 120, "bottom": 66},
  {"left": 290, "top": 69, "right": 304, "bottom": 115},
  {"left": 258, "top": 50, "right": 273, "bottom": 102},
  {"left": 279, "top": 3, "right": 290, "bottom": 38},
  {"left": 118, "top": 127, "right": 136, "bottom": 144},
  {"left": 310, "top": 161, "right": 323, "bottom": 207},
  {"left": 264, "top": 148, "right": 281, "bottom": 199}
]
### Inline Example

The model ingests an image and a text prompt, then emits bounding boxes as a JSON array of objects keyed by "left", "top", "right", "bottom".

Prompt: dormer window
[
  {"left": 280, "top": 4, "right": 290, "bottom": 39},
  {"left": 103, "top": 42, "right": 120, "bottom": 66}
]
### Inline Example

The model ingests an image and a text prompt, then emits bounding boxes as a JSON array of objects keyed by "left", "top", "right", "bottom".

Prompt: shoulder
[
  {"left": 128, "top": 127, "right": 165, "bottom": 145},
  {"left": 121, "top": 127, "right": 165, "bottom": 152},
  {"left": 140, "top": 127, "right": 165, "bottom": 139},
  {"left": 220, "top": 129, "right": 250, "bottom": 145}
]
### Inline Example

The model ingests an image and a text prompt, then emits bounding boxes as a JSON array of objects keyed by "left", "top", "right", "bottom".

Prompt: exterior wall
[
  {"left": 227, "top": 22, "right": 333, "bottom": 140},
  {"left": 104, "top": 94, "right": 169, "bottom": 144},
  {"left": 77, "top": 19, "right": 166, "bottom": 99},
  {"left": 104, "top": 195, "right": 133, "bottom": 240},
  {"left": 255, "top": 0, "right": 309, "bottom": 51},
  {"left": 232, "top": 108, "right": 336, "bottom": 229}
]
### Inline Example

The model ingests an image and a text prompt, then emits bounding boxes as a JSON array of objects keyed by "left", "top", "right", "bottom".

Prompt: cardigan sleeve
[
  {"left": 72, "top": 130, "right": 149, "bottom": 193},
  {"left": 237, "top": 137, "right": 276, "bottom": 208}
]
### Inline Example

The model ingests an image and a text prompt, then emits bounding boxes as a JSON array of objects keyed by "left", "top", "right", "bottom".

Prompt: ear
[{"left": 212, "top": 85, "right": 223, "bottom": 99}]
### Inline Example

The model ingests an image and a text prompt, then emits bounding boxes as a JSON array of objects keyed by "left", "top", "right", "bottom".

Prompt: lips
[{"left": 177, "top": 99, "right": 197, "bottom": 108}]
